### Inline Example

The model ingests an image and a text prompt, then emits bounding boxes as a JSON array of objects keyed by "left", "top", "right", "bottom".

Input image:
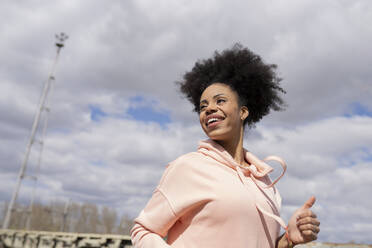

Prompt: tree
[
  {"left": 1, "top": 200, "right": 133, "bottom": 235},
  {"left": 102, "top": 206, "right": 117, "bottom": 234},
  {"left": 75, "top": 203, "right": 101, "bottom": 233},
  {"left": 117, "top": 214, "right": 134, "bottom": 235},
  {"left": 29, "top": 203, "right": 54, "bottom": 231},
  {"left": 8, "top": 203, "right": 28, "bottom": 230}
]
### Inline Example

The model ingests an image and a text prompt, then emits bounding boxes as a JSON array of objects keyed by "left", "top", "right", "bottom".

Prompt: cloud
[
  {"left": 1, "top": 0, "right": 372, "bottom": 243},
  {"left": 250, "top": 116, "right": 372, "bottom": 243}
]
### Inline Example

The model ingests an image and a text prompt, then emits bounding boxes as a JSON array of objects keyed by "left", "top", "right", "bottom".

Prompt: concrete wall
[{"left": 0, "top": 229, "right": 132, "bottom": 248}]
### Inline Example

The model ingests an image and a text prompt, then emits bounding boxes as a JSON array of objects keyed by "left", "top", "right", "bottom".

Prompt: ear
[{"left": 240, "top": 106, "right": 249, "bottom": 121}]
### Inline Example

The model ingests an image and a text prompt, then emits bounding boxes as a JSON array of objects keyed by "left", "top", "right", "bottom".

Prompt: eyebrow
[{"left": 200, "top": 93, "right": 225, "bottom": 104}]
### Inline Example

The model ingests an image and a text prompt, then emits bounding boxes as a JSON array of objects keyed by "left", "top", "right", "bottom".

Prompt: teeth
[{"left": 207, "top": 118, "right": 219, "bottom": 124}]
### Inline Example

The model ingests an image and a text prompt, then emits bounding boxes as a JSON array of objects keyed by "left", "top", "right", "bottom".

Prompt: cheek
[
  {"left": 229, "top": 108, "right": 243, "bottom": 128},
  {"left": 199, "top": 114, "right": 206, "bottom": 128}
]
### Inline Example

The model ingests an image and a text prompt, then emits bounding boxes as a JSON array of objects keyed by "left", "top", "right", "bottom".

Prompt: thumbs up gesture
[{"left": 287, "top": 196, "right": 320, "bottom": 245}]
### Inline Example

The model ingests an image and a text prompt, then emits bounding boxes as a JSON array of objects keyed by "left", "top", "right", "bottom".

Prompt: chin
[
  {"left": 201, "top": 123, "right": 233, "bottom": 141},
  {"left": 205, "top": 131, "right": 230, "bottom": 142}
]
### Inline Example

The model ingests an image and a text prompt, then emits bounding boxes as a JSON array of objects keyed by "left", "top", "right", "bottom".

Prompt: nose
[{"left": 205, "top": 102, "right": 217, "bottom": 115}]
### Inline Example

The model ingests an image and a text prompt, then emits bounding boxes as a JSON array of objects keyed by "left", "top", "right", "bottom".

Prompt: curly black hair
[{"left": 178, "top": 43, "right": 286, "bottom": 128}]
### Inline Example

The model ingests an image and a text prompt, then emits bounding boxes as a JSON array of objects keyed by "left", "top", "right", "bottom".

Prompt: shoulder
[
  {"left": 171, "top": 152, "right": 207, "bottom": 166},
  {"left": 157, "top": 152, "right": 212, "bottom": 188},
  {"left": 161, "top": 152, "right": 205, "bottom": 177}
]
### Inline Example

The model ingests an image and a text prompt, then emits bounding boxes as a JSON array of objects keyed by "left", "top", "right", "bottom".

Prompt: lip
[{"left": 205, "top": 114, "right": 225, "bottom": 127}]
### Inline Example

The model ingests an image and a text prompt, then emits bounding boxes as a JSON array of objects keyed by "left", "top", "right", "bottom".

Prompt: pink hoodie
[{"left": 131, "top": 139, "right": 287, "bottom": 248}]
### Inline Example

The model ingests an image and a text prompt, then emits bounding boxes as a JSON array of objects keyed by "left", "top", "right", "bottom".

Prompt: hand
[{"left": 287, "top": 196, "right": 320, "bottom": 245}]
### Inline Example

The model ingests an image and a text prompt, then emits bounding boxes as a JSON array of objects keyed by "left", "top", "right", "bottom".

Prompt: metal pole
[
  {"left": 61, "top": 199, "right": 70, "bottom": 232},
  {"left": 25, "top": 76, "right": 55, "bottom": 230},
  {"left": 2, "top": 33, "right": 68, "bottom": 229}
]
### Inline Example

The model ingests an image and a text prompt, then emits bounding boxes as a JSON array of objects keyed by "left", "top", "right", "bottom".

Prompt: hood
[
  {"left": 198, "top": 139, "right": 286, "bottom": 187},
  {"left": 197, "top": 139, "right": 288, "bottom": 230}
]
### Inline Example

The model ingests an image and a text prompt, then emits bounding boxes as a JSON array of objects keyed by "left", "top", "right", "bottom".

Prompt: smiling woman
[
  {"left": 198, "top": 83, "right": 248, "bottom": 145},
  {"left": 130, "top": 44, "right": 320, "bottom": 248}
]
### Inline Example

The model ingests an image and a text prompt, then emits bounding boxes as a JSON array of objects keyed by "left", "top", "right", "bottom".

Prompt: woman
[{"left": 131, "top": 44, "right": 320, "bottom": 247}]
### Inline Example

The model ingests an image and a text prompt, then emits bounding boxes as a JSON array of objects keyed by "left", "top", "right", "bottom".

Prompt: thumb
[{"left": 301, "top": 196, "right": 316, "bottom": 209}]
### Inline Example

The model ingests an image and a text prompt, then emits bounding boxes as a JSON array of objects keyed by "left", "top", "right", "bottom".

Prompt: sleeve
[
  {"left": 131, "top": 223, "right": 171, "bottom": 247},
  {"left": 130, "top": 189, "right": 175, "bottom": 247},
  {"left": 130, "top": 188, "right": 177, "bottom": 247},
  {"left": 130, "top": 153, "right": 215, "bottom": 247}
]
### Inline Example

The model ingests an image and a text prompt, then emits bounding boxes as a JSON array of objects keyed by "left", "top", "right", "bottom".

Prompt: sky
[{"left": 1, "top": 0, "right": 372, "bottom": 244}]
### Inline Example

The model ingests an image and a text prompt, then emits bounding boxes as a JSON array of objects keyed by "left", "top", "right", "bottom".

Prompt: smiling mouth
[{"left": 206, "top": 117, "right": 224, "bottom": 127}]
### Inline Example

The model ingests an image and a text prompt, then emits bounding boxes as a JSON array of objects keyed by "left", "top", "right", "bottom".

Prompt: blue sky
[
  {"left": 90, "top": 105, "right": 108, "bottom": 122},
  {"left": 344, "top": 102, "right": 372, "bottom": 118},
  {"left": 89, "top": 96, "right": 171, "bottom": 126}
]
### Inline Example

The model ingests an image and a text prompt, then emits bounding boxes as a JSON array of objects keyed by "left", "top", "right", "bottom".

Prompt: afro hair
[{"left": 178, "top": 43, "right": 286, "bottom": 127}]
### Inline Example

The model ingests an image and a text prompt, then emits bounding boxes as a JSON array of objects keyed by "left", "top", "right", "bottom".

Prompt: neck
[{"left": 216, "top": 128, "right": 245, "bottom": 165}]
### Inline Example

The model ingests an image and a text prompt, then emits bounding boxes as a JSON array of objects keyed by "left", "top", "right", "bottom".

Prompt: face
[{"left": 199, "top": 83, "right": 248, "bottom": 142}]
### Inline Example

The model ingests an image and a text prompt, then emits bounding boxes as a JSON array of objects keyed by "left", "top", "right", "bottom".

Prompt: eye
[
  {"left": 199, "top": 104, "right": 207, "bottom": 111},
  {"left": 217, "top": 98, "right": 226, "bottom": 104}
]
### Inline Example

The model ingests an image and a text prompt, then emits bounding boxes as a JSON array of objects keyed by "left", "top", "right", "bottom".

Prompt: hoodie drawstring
[{"left": 236, "top": 156, "right": 288, "bottom": 230}]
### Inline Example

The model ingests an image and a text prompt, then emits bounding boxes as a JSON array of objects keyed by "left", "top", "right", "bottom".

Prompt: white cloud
[
  {"left": 1, "top": 0, "right": 372, "bottom": 243},
  {"left": 249, "top": 116, "right": 372, "bottom": 243}
]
